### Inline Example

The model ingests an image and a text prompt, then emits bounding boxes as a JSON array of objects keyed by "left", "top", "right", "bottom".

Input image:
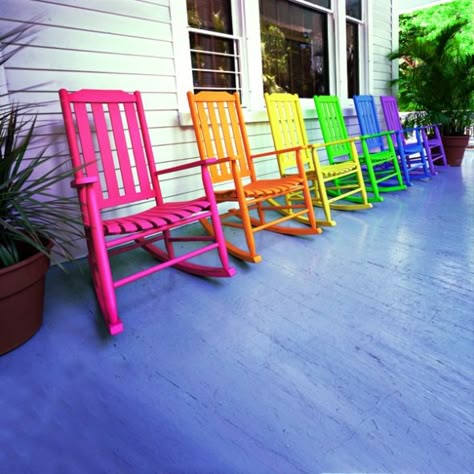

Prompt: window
[
  {"left": 346, "top": 0, "right": 362, "bottom": 97},
  {"left": 176, "top": 1, "right": 367, "bottom": 112},
  {"left": 186, "top": 0, "right": 242, "bottom": 93},
  {"left": 260, "top": 0, "right": 330, "bottom": 97}
]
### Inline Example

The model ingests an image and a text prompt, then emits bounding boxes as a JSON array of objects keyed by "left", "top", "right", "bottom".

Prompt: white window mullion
[
  {"left": 335, "top": 0, "right": 348, "bottom": 99},
  {"left": 366, "top": 0, "right": 374, "bottom": 93},
  {"left": 240, "top": 0, "right": 264, "bottom": 110}
]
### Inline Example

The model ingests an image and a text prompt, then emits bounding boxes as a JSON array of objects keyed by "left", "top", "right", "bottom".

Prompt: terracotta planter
[
  {"left": 442, "top": 135, "right": 470, "bottom": 166},
  {"left": 0, "top": 247, "right": 50, "bottom": 355}
]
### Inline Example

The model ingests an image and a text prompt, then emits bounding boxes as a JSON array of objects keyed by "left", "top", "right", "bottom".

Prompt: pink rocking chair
[{"left": 59, "top": 89, "right": 235, "bottom": 335}]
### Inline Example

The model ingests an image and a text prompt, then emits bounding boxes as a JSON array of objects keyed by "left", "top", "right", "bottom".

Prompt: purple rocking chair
[
  {"left": 59, "top": 89, "right": 235, "bottom": 335},
  {"left": 381, "top": 96, "right": 447, "bottom": 176}
]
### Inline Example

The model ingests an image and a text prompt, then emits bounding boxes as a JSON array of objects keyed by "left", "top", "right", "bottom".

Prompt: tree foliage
[
  {"left": 390, "top": 0, "right": 474, "bottom": 135},
  {"left": 399, "top": 0, "right": 474, "bottom": 55}
]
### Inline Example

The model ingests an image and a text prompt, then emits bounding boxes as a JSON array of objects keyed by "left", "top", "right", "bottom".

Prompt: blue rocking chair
[{"left": 354, "top": 95, "right": 431, "bottom": 186}]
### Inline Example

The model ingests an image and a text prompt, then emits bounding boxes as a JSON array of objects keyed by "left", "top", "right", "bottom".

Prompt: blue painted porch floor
[{"left": 1, "top": 154, "right": 473, "bottom": 474}]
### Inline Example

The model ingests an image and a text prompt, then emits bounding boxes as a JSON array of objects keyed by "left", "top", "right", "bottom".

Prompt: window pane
[
  {"left": 187, "top": 0, "right": 232, "bottom": 34},
  {"left": 187, "top": 0, "right": 241, "bottom": 93},
  {"left": 190, "top": 33, "right": 238, "bottom": 90},
  {"left": 346, "top": 0, "right": 361, "bottom": 19},
  {"left": 260, "top": 0, "right": 329, "bottom": 97},
  {"left": 346, "top": 21, "right": 359, "bottom": 97}
]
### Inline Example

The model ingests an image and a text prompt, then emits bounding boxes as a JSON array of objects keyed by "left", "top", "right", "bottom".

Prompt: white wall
[
  {"left": 1, "top": 0, "right": 198, "bottom": 259},
  {"left": 1, "top": 0, "right": 398, "bottom": 261}
]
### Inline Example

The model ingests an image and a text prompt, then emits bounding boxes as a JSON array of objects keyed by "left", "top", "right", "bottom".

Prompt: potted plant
[
  {"left": 0, "top": 24, "right": 83, "bottom": 355},
  {"left": 389, "top": 1, "right": 474, "bottom": 166}
]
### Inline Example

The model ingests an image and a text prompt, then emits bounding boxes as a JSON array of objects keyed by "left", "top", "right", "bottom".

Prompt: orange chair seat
[{"left": 215, "top": 176, "right": 304, "bottom": 200}]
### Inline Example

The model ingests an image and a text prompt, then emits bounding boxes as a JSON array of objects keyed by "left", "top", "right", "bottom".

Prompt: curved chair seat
[
  {"left": 215, "top": 176, "right": 304, "bottom": 200},
  {"left": 401, "top": 142, "right": 423, "bottom": 154},
  {"left": 359, "top": 148, "right": 399, "bottom": 164},
  {"left": 319, "top": 161, "right": 359, "bottom": 177},
  {"left": 103, "top": 199, "right": 211, "bottom": 234}
]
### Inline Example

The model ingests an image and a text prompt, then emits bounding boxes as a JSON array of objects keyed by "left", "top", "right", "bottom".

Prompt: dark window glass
[
  {"left": 187, "top": 0, "right": 232, "bottom": 33},
  {"left": 260, "top": 0, "right": 329, "bottom": 97},
  {"left": 346, "top": 21, "right": 359, "bottom": 97},
  {"left": 346, "top": 0, "right": 361, "bottom": 19},
  {"left": 187, "top": 0, "right": 240, "bottom": 93}
]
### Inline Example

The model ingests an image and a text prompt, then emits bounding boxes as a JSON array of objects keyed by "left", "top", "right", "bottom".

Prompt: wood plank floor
[{"left": 1, "top": 153, "right": 473, "bottom": 474}]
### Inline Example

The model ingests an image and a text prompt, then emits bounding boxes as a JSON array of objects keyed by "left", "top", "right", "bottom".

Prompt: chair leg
[
  {"left": 251, "top": 196, "right": 321, "bottom": 235},
  {"left": 363, "top": 160, "right": 384, "bottom": 202},
  {"left": 266, "top": 191, "right": 329, "bottom": 226},
  {"left": 438, "top": 142, "right": 448, "bottom": 166},
  {"left": 419, "top": 148, "right": 432, "bottom": 178},
  {"left": 311, "top": 175, "right": 337, "bottom": 227},
  {"left": 390, "top": 154, "right": 409, "bottom": 191},
  {"left": 239, "top": 202, "right": 262, "bottom": 262},
  {"left": 354, "top": 165, "right": 371, "bottom": 208},
  {"left": 397, "top": 150, "right": 412, "bottom": 186},
  {"left": 200, "top": 214, "right": 263, "bottom": 264},
  {"left": 424, "top": 143, "right": 437, "bottom": 175},
  {"left": 300, "top": 177, "right": 319, "bottom": 232},
  {"left": 87, "top": 230, "right": 124, "bottom": 335},
  {"left": 207, "top": 199, "right": 237, "bottom": 274},
  {"left": 162, "top": 229, "right": 176, "bottom": 260}
]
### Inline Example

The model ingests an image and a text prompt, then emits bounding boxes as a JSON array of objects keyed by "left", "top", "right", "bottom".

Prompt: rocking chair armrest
[
  {"left": 418, "top": 124, "right": 441, "bottom": 132},
  {"left": 308, "top": 137, "right": 357, "bottom": 149},
  {"left": 71, "top": 176, "right": 99, "bottom": 188},
  {"left": 250, "top": 145, "right": 303, "bottom": 160},
  {"left": 396, "top": 127, "right": 424, "bottom": 142},
  {"left": 398, "top": 126, "right": 423, "bottom": 135},
  {"left": 401, "top": 127, "right": 416, "bottom": 132},
  {"left": 155, "top": 157, "right": 236, "bottom": 176},
  {"left": 360, "top": 131, "right": 394, "bottom": 140}
]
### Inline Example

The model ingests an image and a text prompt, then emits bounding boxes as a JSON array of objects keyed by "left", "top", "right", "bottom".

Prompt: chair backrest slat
[
  {"left": 353, "top": 95, "right": 386, "bottom": 151},
  {"left": 265, "top": 93, "right": 313, "bottom": 174},
  {"left": 60, "top": 89, "right": 157, "bottom": 210},
  {"left": 313, "top": 96, "right": 352, "bottom": 161},
  {"left": 187, "top": 91, "right": 253, "bottom": 184},
  {"left": 91, "top": 103, "right": 121, "bottom": 202},
  {"left": 380, "top": 95, "right": 406, "bottom": 145},
  {"left": 107, "top": 102, "right": 137, "bottom": 198},
  {"left": 123, "top": 102, "right": 155, "bottom": 197},
  {"left": 73, "top": 102, "right": 102, "bottom": 183}
]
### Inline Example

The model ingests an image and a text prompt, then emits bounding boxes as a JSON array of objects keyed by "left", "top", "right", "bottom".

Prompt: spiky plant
[{"left": 0, "top": 23, "right": 83, "bottom": 268}]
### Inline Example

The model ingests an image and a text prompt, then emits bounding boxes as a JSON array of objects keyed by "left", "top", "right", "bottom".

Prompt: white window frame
[
  {"left": 171, "top": 0, "right": 369, "bottom": 122},
  {"left": 345, "top": 1, "right": 368, "bottom": 98}
]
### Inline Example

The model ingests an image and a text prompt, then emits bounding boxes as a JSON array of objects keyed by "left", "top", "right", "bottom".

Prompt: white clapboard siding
[{"left": 371, "top": 1, "right": 395, "bottom": 98}]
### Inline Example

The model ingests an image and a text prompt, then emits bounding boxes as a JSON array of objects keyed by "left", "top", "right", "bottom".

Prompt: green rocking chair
[{"left": 313, "top": 95, "right": 407, "bottom": 202}]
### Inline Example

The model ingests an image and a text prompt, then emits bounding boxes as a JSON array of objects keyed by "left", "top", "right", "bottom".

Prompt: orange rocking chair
[
  {"left": 59, "top": 89, "right": 235, "bottom": 335},
  {"left": 187, "top": 91, "right": 320, "bottom": 263}
]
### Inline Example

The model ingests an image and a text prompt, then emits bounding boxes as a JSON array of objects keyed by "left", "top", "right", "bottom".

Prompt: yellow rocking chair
[{"left": 265, "top": 92, "right": 372, "bottom": 226}]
